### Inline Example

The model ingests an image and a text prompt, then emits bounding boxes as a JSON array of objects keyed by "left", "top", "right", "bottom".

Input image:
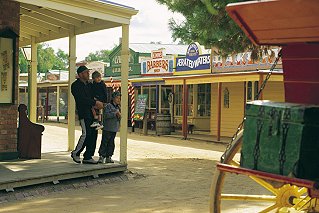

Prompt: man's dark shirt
[
  {"left": 91, "top": 80, "right": 108, "bottom": 103},
  {"left": 71, "top": 78, "right": 96, "bottom": 119}
]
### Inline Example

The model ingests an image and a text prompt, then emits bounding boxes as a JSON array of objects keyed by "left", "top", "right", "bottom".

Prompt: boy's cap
[
  {"left": 77, "top": 66, "right": 91, "bottom": 74},
  {"left": 112, "top": 91, "right": 121, "bottom": 99}
]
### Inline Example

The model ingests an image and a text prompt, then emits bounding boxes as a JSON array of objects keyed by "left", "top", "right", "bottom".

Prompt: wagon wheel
[{"left": 209, "top": 130, "right": 319, "bottom": 213}]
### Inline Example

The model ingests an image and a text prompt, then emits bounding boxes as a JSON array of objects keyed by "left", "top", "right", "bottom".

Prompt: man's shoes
[
  {"left": 71, "top": 151, "right": 81, "bottom": 164},
  {"left": 98, "top": 156, "right": 106, "bottom": 163},
  {"left": 90, "top": 121, "right": 100, "bottom": 128},
  {"left": 82, "top": 158, "right": 98, "bottom": 164},
  {"left": 95, "top": 124, "right": 104, "bottom": 130},
  {"left": 105, "top": 157, "right": 114, "bottom": 163}
]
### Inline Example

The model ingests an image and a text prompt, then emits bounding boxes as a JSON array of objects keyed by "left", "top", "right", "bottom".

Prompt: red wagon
[{"left": 210, "top": 1, "right": 319, "bottom": 212}]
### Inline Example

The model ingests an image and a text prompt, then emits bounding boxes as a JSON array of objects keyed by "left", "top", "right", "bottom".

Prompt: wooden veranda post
[
  {"left": 120, "top": 24, "right": 129, "bottom": 164},
  {"left": 68, "top": 26, "right": 76, "bottom": 151},
  {"left": 29, "top": 37, "right": 37, "bottom": 123}
]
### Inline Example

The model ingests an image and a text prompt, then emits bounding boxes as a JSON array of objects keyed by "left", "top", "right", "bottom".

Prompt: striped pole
[
  {"left": 129, "top": 83, "right": 135, "bottom": 127},
  {"left": 110, "top": 76, "right": 116, "bottom": 92}
]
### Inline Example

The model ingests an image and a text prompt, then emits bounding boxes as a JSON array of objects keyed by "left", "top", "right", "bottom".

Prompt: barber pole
[
  {"left": 110, "top": 76, "right": 116, "bottom": 92},
  {"left": 129, "top": 83, "right": 135, "bottom": 127}
]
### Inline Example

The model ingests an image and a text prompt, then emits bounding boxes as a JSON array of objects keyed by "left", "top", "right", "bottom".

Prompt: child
[
  {"left": 98, "top": 91, "right": 121, "bottom": 164},
  {"left": 90, "top": 71, "right": 108, "bottom": 130}
]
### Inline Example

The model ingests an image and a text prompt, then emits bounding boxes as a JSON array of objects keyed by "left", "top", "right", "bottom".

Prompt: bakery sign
[
  {"left": 141, "top": 49, "right": 173, "bottom": 75},
  {"left": 175, "top": 42, "right": 211, "bottom": 74}
]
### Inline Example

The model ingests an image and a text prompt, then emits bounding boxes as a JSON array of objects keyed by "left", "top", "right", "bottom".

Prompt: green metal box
[{"left": 240, "top": 100, "right": 319, "bottom": 180}]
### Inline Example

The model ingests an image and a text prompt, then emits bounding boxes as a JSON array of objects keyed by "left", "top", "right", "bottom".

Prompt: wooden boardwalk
[{"left": 0, "top": 151, "right": 126, "bottom": 192}]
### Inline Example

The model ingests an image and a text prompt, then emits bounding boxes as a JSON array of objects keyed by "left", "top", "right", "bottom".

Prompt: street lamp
[{"left": 21, "top": 46, "right": 32, "bottom": 113}]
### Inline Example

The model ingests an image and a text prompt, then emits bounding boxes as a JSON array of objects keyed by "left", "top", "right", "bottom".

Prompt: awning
[
  {"left": 226, "top": 0, "right": 319, "bottom": 45},
  {"left": 163, "top": 70, "right": 283, "bottom": 85},
  {"left": 15, "top": 0, "right": 138, "bottom": 46},
  {"left": 129, "top": 76, "right": 165, "bottom": 86}
]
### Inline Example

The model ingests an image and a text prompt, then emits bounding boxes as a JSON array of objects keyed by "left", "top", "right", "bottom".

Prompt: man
[
  {"left": 98, "top": 91, "right": 121, "bottom": 164},
  {"left": 71, "top": 65, "right": 103, "bottom": 164}
]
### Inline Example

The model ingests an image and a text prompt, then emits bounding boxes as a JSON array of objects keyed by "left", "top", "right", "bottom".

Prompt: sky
[{"left": 47, "top": 0, "right": 184, "bottom": 61}]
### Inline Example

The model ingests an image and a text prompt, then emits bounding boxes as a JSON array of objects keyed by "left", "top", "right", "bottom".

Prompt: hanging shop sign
[
  {"left": 141, "top": 49, "right": 174, "bottom": 75},
  {"left": 175, "top": 42, "right": 211, "bottom": 75}
]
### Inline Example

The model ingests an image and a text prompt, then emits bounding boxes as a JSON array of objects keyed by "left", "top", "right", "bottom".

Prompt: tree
[
  {"left": 85, "top": 50, "right": 111, "bottom": 63},
  {"left": 37, "top": 43, "right": 58, "bottom": 73},
  {"left": 19, "top": 49, "right": 28, "bottom": 73},
  {"left": 156, "top": 0, "right": 259, "bottom": 57},
  {"left": 19, "top": 44, "right": 69, "bottom": 73},
  {"left": 54, "top": 49, "right": 69, "bottom": 70}
]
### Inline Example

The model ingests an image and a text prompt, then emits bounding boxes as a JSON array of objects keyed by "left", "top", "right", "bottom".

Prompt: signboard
[
  {"left": 0, "top": 36, "right": 14, "bottom": 104},
  {"left": 133, "top": 94, "right": 148, "bottom": 120},
  {"left": 141, "top": 49, "right": 174, "bottom": 75},
  {"left": 175, "top": 42, "right": 211, "bottom": 74},
  {"left": 211, "top": 48, "right": 282, "bottom": 72}
]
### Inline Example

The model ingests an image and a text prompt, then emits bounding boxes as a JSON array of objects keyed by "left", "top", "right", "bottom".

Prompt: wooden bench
[
  {"left": 18, "top": 104, "right": 45, "bottom": 159},
  {"left": 171, "top": 123, "right": 194, "bottom": 134}
]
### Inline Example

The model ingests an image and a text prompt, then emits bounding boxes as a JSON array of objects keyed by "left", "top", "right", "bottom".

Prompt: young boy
[
  {"left": 90, "top": 71, "right": 108, "bottom": 130},
  {"left": 98, "top": 91, "right": 121, "bottom": 163}
]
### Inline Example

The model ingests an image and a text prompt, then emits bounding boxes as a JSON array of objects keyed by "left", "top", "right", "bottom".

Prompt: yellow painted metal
[
  {"left": 164, "top": 78, "right": 184, "bottom": 85},
  {"left": 29, "top": 37, "right": 37, "bottom": 123},
  {"left": 120, "top": 24, "right": 129, "bottom": 165},
  {"left": 259, "top": 204, "right": 280, "bottom": 213},
  {"left": 129, "top": 77, "right": 163, "bottom": 83},
  {"left": 173, "top": 69, "right": 211, "bottom": 76},
  {"left": 67, "top": 26, "right": 76, "bottom": 151},
  {"left": 249, "top": 176, "right": 279, "bottom": 195},
  {"left": 221, "top": 194, "right": 276, "bottom": 201}
]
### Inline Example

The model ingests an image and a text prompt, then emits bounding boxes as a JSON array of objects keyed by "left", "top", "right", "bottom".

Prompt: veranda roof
[
  {"left": 226, "top": 0, "right": 319, "bottom": 45},
  {"left": 15, "top": 0, "right": 138, "bottom": 46}
]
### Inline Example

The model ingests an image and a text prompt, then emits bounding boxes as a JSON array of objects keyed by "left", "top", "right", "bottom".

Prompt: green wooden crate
[{"left": 240, "top": 100, "right": 319, "bottom": 180}]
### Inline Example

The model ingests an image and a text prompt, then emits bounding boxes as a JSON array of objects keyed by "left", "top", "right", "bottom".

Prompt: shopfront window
[
  {"left": 247, "top": 81, "right": 252, "bottom": 101},
  {"left": 254, "top": 81, "right": 259, "bottom": 100},
  {"left": 174, "top": 85, "right": 194, "bottom": 116},
  {"left": 150, "top": 87, "right": 156, "bottom": 109},
  {"left": 188, "top": 85, "right": 194, "bottom": 116},
  {"left": 175, "top": 85, "right": 182, "bottom": 116},
  {"left": 142, "top": 86, "right": 149, "bottom": 108},
  {"left": 161, "top": 86, "right": 172, "bottom": 113},
  {"left": 247, "top": 81, "right": 259, "bottom": 101},
  {"left": 197, "top": 84, "right": 211, "bottom": 116}
]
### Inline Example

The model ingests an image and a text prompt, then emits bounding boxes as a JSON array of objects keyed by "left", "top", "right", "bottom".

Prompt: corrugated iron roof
[
  {"left": 97, "top": 0, "right": 136, "bottom": 10},
  {"left": 129, "top": 43, "right": 210, "bottom": 55}
]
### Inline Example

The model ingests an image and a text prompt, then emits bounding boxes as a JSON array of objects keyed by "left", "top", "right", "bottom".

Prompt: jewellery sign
[
  {"left": 0, "top": 36, "right": 13, "bottom": 103},
  {"left": 175, "top": 42, "right": 211, "bottom": 75},
  {"left": 141, "top": 49, "right": 174, "bottom": 75}
]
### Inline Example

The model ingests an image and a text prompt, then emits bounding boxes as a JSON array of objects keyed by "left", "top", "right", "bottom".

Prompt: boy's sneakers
[
  {"left": 90, "top": 121, "right": 100, "bottom": 128},
  {"left": 98, "top": 156, "right": 106, "bottom": 164},
  {"left": 95, "top": 124, "right": 104, "bottom": 130},
  {"left": 71, "top": 151, "right": 81, "bottom": 164},
  {"left": 98, "top": 156, "right": 114, "bottom": 164},
  {"left": 105, "top": 157, "right": 114, "bottom": 163},
  {"left": 82, "top": 158, "right": 98, "bottom": 164}
]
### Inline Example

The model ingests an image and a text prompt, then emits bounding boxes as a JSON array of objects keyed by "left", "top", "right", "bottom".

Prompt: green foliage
[
  {"left": 85, "top": 49, "right": 112, "bottom": 63},
  {"left": 37, "top": 44, "right": 59, "bottom": 73},
  {"left": 156, "top": 0, "right": 256, "bottom": 56},
  {"left": 19, "top": 43, "right": 69, "bottom": 73},
  {"left": 54, "top": 49, "right": 69, "bottom": 70},
  {"left": 19, "top": 49, "right": 28, "bottom": 73}
]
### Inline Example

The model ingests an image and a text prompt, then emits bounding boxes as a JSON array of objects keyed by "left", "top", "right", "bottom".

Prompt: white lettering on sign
[{"left": 177, "top": 55, "right": 210, "bottom": 69}]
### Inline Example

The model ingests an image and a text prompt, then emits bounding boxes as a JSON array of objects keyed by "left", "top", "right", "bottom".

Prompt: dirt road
[{"left": 0, "top": 124, "right": 226, "bottom": 213}]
